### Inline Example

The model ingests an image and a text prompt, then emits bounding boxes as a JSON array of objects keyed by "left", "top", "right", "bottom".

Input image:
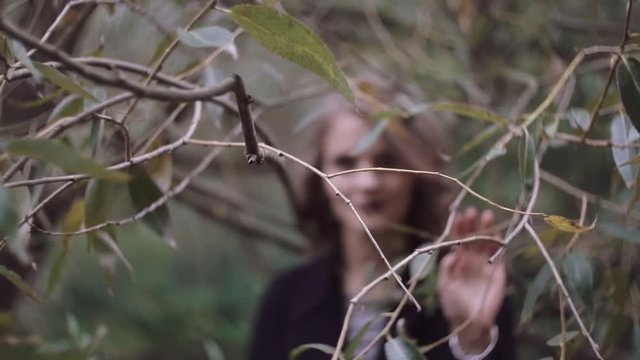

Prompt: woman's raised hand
[{"left": 437, "top": 207, "right": 506, "bottom": 354}]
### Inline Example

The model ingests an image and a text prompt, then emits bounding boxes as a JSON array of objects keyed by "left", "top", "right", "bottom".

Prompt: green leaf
[
  {"left": 409, "top": 252, "right": 435, "bottom": 282},
  {"left": 85, "top": 180, "right": 115, "bottom": 229},
  {"left": 145, "top": 139, "right": 173, "bottom": 192},
  {"left": 12, "top": 89, "right": 64, "bottom": 108},
  {"left": 562, "top": 251, "right": 593, "bottom": 309},
  {"left": 128, "top": 166, "right": 171, "bottom": 244},
  {"left": 96, "top": 230, "right": 133, "bottom": 274},
  {"left": 546, "top": 330, "right": 579, "bottom": 347},
  {"left": 7, "top": 139, "right": 129, "bottom": 181},
  {"left": 344, "top": 317, "right": 376, "bottom": 359},
  {"left": 431, "top": 103, "right": 509, "bottom": 126},
  {"left": 520, "top": 264, "right": 552, "bottom": 323},
  {"left": 0, "top": 186, "right": 17, "bottom": 244},
  {"left": 85, "top": 179, "right": 117, "bottom": 252},
  {"left": 616, "top": 57, "right": 640, "bottom": 133},
  {"left": 203, "top": 340, "right": 225, "bottom": 360},
  {"left": 48, "top": 95, "right": 84, "bottom": 123},
  {"left": 46, "top": 245, "right": 69, "bottom": 297},
  {"left": 598, "top": 222, "right": 640, "bottom": 244},
  {"left": 9, "top": 40, "right": 41, "bottom": 81},
  {"left": 603, "top": 314, "right": 627, "bottom": 351},
  {"left": 610, "top": 114, "right": 640, "bottom": 188},
  {"left": 83, "top": 88, "right": 108, "bottom": 112},
  {"left": 605, "top": 269, "right": 630, "bottom": 309},
  {"left": 177, "top": 25, "right": 235, "bottom": 47},
  {"left": 634, "top": 322, "right": 640, "bottom": 357},
  {"left": 351, "top": 119, "right": 389, "bottom": 155},
  {"left": 66, "top": 313, "right": 81, "bottom": 340},
  {"left": 384, "top": 337, "right": 425, "bottom": 360},
  {"left": 33, "top": 62, "right": 98, "bottom": 102},
  {"left": 289, "top": 343, "right": 342, "bottom": 360},
  {"left": 0, "top": 265, "right": 40, "bottom": 303},
  {"left": 230, "top": 4, "right": 353, "bottom": 102},
  {"left": 567, "top": 108, "right": 590, "bottom": 131},
  {"left": 2, "top": 173, "right": 32, "bottom": 264},
  {"left": 456, "top": 123, "right": 503, "bottom": 156}
]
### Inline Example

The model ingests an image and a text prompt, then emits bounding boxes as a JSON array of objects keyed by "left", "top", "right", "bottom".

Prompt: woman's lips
[{"left": 360, "top": 200, "right": 384, "bottom": 215}]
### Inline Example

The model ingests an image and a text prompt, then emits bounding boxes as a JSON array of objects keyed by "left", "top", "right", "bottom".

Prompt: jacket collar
[{"left": 289, "top": 248, "right": 344, "bottom": 322}]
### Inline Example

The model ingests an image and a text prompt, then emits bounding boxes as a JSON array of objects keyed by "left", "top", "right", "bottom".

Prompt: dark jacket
[{"left": 249, "top": 252, "right": 515, "bottom": 360}]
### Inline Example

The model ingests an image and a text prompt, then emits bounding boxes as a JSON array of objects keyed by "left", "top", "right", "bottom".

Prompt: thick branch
[{"left": 0, "top": 19, "right": 236, "bottom": 102}]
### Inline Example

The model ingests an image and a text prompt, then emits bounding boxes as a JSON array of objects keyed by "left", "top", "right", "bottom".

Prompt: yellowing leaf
[
  {"left": 544, "top": 215, "right": 595, "bottom": 233},
  {"left": 230, "top": 4, "right": 353, "bottom": 102},
  {"left": 62, "top": 199, "right": 85, "bottom": 246}
]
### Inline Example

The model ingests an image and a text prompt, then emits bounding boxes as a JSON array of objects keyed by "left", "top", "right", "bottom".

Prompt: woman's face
[{"left": 320, "top": 111, "right": 417, "bottom": 233}]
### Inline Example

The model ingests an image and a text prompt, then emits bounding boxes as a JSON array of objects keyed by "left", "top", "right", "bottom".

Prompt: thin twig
[
  {"left": 18, "top": 182, "right": 76, "bottom": 226},
  {"left": 581, "top": 0, "right": 634, "bottom": 138},
  {"left": 28, "top": 102, "right": 200, "bottom": 236},
  {"left": 363, "top": 0, "right": 410, "bottom": 69},
  {"left": 95, "top": 113, "right": 132, "bottom": 162},
  {"left": 490, "top": 136, "right": 542, "bottom": 263},
  {"left": 525, "top": 222, "right": 603, "bottom": 359},
  {"left": 1, "top": 92, "right": 136, "bottom": 184},
  {"left": 559, "top": 289, "right": 567, "bottom": 360},
  {"left": 0, "top": 19, "right": 237, "bottom": 102},
  {"left": 540, "top": 169, "right": 640, "bottom": 220},
  {"left": 187, "top": 139, "right": 422, "bottom": 310},
  {"left": 28, "top": 0, "right": 121, "bottom": 57},
  {"left": 118, "top": 0, "right": 218, "bottom": 125},
  {"left": 349, "top": 164, "right": 489, "bottom": 360},
  {"left": 5, "top": 99, "right": 204, "bottom": 188},
  {"left": 555, "top": 131, "right": 640, "bottom": 148},
  {"left": 328, "top": 167, "right": 546, "bottom": 217},
  {"left": 177, "top": 27, "right": 244, "bottom": 79},
  {"left": 564, "top": 194, "right": 588, "bottom": 253},
  {"left": 135, "top": 104, "right": 188, "bottom": 155}
]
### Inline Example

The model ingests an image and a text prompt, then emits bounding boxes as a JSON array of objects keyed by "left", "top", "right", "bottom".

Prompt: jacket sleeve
[
  {"left": 248, "top": 274, "right": 290, "bottom": 360},
  {"left": 487, "top": 297, "right": 516, "bottom": 360}
]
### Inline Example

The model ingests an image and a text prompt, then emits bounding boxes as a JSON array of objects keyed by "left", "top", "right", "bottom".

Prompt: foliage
[{"left": 0, "top": 0, "right": 639, "bottom": 359}]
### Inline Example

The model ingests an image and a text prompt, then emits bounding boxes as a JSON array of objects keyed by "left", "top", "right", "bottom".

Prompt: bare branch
[
  {"left": 187, "top": 139, "right": 422, "bottom": 310},
  {"left": 524, "top": 222, "right": 603, "bottom": 359},
  {"left": 328, "top": 167, "right": 546, "bottom": 217},
  {"left": 0, "top": 19, "right": 237, "bottom": 102},
  {"left": 581, "top": 0, "right": 634, "bottom": 138}
]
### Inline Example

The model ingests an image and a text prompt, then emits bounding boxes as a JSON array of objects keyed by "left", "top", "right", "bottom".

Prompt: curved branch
[{"left": 0, "top": 19, "right": 236, "bottom": 102}]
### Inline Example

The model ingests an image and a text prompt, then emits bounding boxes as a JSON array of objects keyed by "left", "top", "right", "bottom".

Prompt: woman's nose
[{"left": 351, "top": 171, "right": 381, "bottom": 191}]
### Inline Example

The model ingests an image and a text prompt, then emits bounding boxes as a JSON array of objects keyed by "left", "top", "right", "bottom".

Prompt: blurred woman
[{"left": 249, "top": 75, "right": 514, "bottom": 360}]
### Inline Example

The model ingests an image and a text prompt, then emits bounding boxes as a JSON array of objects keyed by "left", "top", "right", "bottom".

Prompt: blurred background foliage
[{"left": 1, "top": 0, "right": 640, "bottom": 359}]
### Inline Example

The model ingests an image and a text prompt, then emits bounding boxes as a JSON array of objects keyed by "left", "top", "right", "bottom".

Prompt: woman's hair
[{"left": 293, "top": 73, "right": 453, "bottom": 256}]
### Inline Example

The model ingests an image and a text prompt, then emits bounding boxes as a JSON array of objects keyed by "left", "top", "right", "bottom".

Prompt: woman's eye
[
  {"left": 334, "top": 155, "right": 355, "bottom": 169},
  {"left": 374, "top": 153, "right": 397, "bottom": 167}
]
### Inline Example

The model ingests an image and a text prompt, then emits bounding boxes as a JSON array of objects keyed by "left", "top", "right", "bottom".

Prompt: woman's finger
[{"left": 479, "top": 209, "right": 495, "bottom": 230}]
